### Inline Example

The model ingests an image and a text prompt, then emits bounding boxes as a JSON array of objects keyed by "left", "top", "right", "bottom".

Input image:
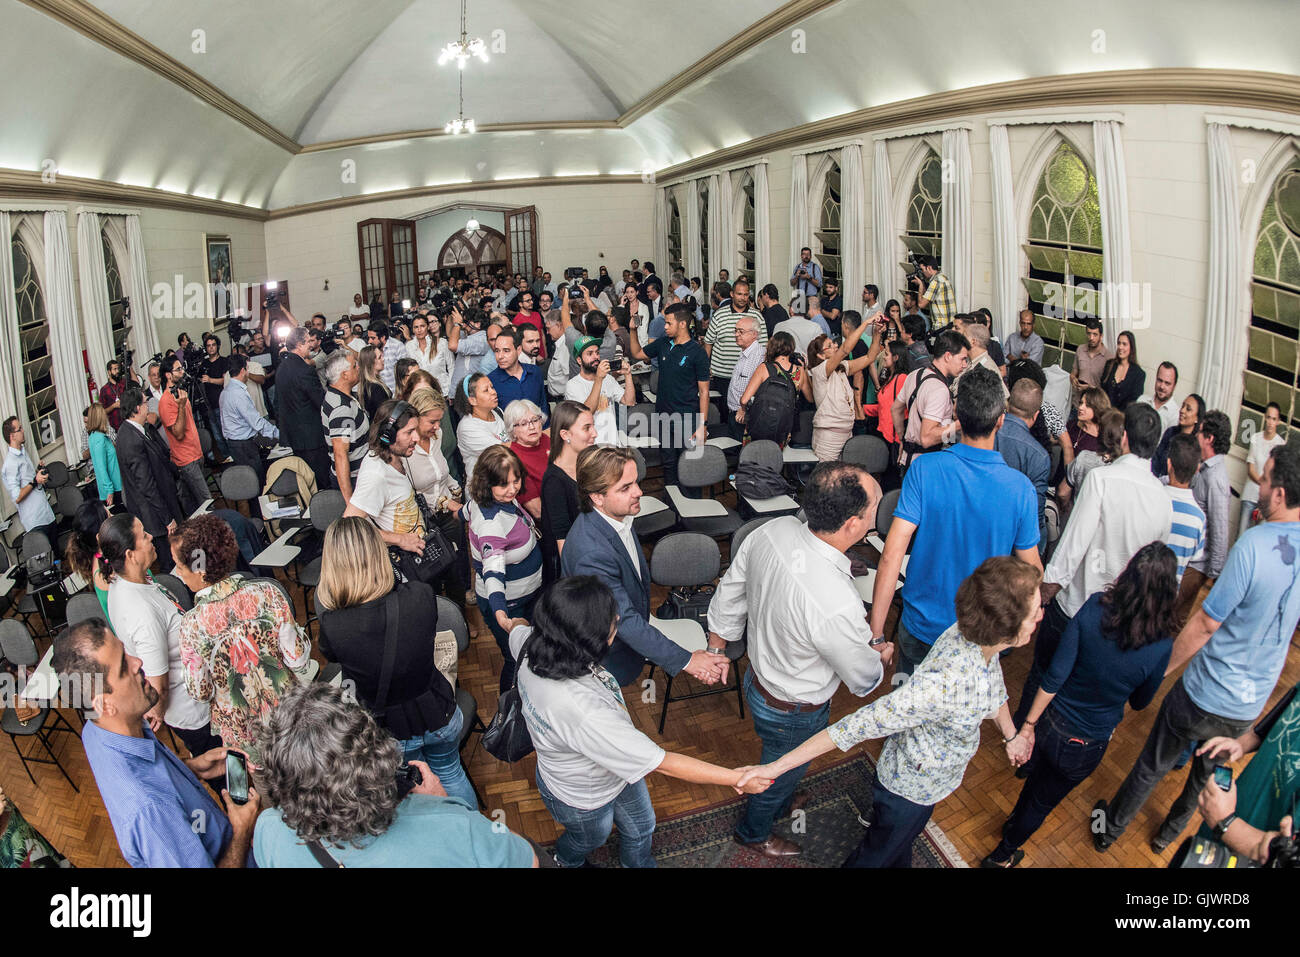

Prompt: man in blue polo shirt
[
  {"left": 53, "top": 619, "right": 261, "bottom": 867},
  {"left": 488, "top": 326, "right": 547, "bottom": 424},
  {"left": 1096, "top": 444, "right": 1300, "bottom": 854},
  {"left": 870, "top": 365, "right": 1042, "bottom": 675}
]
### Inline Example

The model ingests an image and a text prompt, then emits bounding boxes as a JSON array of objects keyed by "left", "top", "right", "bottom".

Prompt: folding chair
[{"left": 734, "top": 440, "right": 800, "bottom": 518}]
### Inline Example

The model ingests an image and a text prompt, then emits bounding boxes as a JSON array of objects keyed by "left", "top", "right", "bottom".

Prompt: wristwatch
[
  {"left": 1211, "top": 812, "right": 1238, "bottom": 841},
  {"left": 706, "top": 644, "right": 727, "bottom": 655},
  {"left": 868, "top": 635, "right": 889, "bottom": 647}
]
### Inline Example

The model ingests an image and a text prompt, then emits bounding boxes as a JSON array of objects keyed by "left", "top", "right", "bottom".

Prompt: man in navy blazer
[{"left": 561, "top": 447, "right": 724, "bottom": 688}]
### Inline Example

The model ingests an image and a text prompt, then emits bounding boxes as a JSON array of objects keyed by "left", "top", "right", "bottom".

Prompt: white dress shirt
[
  {"left": 598, "top": 508, "right": 641, "bottom": 579},
  {"left": 1137, "top": 394, "right": 1179, "bottom": 434},
  {"left": 1044, "top": 453, "right": 1174, "bottom": 617},
  {"left": 707, "top": 516, "right": 883, "bottom": 705}
]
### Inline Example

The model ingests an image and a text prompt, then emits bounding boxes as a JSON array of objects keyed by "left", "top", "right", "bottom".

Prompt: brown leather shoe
[{"left": 733, "top": 834, "right": 802, "bottom": 857}]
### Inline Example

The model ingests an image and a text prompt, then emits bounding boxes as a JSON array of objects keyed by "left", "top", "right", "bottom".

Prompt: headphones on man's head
[{"left": 378, "top": 400, "right": 411, "bottom": 446}]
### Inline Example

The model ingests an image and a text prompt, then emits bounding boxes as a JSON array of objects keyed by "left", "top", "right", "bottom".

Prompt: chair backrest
[
  {"left": 435, "top": 596, "right": 470, "bottom": 654},
  {"left": 738, "top": 438, "right": 783, "bottom": 473},
  {"left": 66, "top": 592, "right": 105, "bottom": 626},
  {"left": 269, "top": 470, "right": 299, "bottom": 499},
  {"left": 630, "top": 447, "right": 647, "bottom": 484},
  {"left": 154, "top": 573, "right": 193, "bottom": 612},
  {"left": 706, "top": 403, "right": 720, "bottom": 426},
  {"left": 57, "top": 485, "right": 84, "bottom": 519},
  {"left": 20, "top": 530, "right": 51, "bottom": 564},
  {"left": 0, "top": 619, "right": 36, "bottom": 667},
  {"left": 842, "top": 435, "right": 890, "bottom": 475},
  {"left": 198, "top": 427, "right": 213, "bottom": 458},
  {"left": 219, "top": 464, "right": 261, "bottom": 502},
  {"left": 309, "top": 489, "right": 347, "bottom": 533},
  {"left": 626, "top": 403, "right": 656, "bottom": 440},
  {"left": 676, "top": 444, "right": 728, "bottom": 489},
  {"left": 730, "top": 516, "right": 772, "bottom": 559},
  {"left": 650, "top": 531, "right": 720, "bottom": 588},
  {"left": 876, "top": 487, "right": 903, "bottom": 538},
  {"left": 43, "top": 460, "right": 69, "bottom": 489},
  {"left": 791, "top": 408, "right": 814, "bottom": 446}
]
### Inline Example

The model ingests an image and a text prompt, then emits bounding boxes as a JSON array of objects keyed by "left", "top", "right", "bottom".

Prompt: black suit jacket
[
  {"left": 115, "top": 421, "right": 184, "bottom": 537},
  {"left": 275, "top": 352, "right": 326, "bottom": 452}
]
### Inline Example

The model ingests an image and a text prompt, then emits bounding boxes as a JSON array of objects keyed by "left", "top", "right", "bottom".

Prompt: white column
[
  {"left": 754, "top": 161, "right": 772, "bottom": 291},
  {"left": 1198, "top": 123, "right": 1243, "bottom": 411},
  {"left": 988, "top": 124, "right": 1021, "bottom": 341},
  {"left": 941, "top": 128, "right": 973, "bottom": 313},
  {"left": 1093, "top": 120, "right": 1133, "bottom": 348},
  {"left": 43, "top": 211, "right": 89, "bottom": 456}
]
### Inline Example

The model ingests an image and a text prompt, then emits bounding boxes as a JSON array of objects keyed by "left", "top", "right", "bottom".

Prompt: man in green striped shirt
[{"left": 704, "top": 278, "right": 767, "bottom": 431}]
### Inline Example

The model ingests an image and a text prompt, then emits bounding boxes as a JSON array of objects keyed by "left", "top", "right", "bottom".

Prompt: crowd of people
[{"left": 5, "top": 249, "right": 1295, "bottom": 871}]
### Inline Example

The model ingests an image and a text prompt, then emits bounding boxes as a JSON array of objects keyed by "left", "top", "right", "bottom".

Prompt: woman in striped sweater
[{"left": 465, "top": 444, "right": 544, "bottom": 691}]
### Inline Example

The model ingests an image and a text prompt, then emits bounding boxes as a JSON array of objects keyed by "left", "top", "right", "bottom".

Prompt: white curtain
[
  {"left": 0, "top": 212, "right": 22, "bottom": 423},
  {"left": 941, "top": 128, "right": 974, "bottom": 313},
  {"left": 125, "top": 214, "right": 161, "bottom": 361},
  {"left": 653, "top": 187, "right": 668, "bottom": 278},
  {"left": 839, "top": 143, "right": 868, "bottom": 316},
  {"left": 1093, "top": 120, "right": 1133, "bottom": 348},
  {"left": 43, "top": 211, "right": 88, "bottom": 457},
  {"left": 872, "top": 139, "right": 895, "bottom": 300},
  {"left": 754, "top": 161, "right": 772, "bottom": 291},
  {"left": 715, "top": 171, "right": 734, "bottom": 280},
  {"left": 1198, "top": 123, "right": 1243, "bottom": 411},
  {"left": 707, "top": 173, "right": 723, "bottom": 283},
  {"left": 789, "top": 153, "right": 809, "bottom": 293},
  {"left": 76, "top": 211, "right": 117, "bottom": 382},
  {"left": 683, "top": 182, "right": 702, "bottom": 282},
  {"left": 988, "top": 124, "right": 1021, "bottom": 341}
]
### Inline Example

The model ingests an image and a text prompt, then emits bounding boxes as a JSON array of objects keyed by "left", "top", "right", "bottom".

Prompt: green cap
[{"left": 572, "top": 335, "right": 600, "bottom": 360}]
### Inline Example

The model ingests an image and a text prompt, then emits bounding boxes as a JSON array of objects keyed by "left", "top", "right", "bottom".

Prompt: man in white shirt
[
  {"left": 1136, "top": 360, "right": 1179, "bottom": 435},
  {"left": 709, "top": 462, "right": 886, "bottom": 857},
  {"left": 1013, "top": 404, "right": 1173, "bottom": 726},
  {"left": 727, "top": 315, "right": 765, "bottom": 438},
  {"left": 773, "top": 307, "right": 826, "bottom": 357},
  {"left": 564, "top": 336, "right": 634, "bottom": 446},
  {"left": 1, "top": 415, "right": 56, "bottom": 546},
  {"left": 348, "top": 293, "right": 371, "bottom": 319}
]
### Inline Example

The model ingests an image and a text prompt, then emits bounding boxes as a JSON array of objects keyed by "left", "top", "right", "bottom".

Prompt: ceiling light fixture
[
  {"left": 444, "top": 70, "right": 476, "bottom": 135},
  {"left": 438, "top": 0, "right": 489, "bottom": 69},
  {"left": 466, "top": 218, "right": 480, "bottom": 231}
]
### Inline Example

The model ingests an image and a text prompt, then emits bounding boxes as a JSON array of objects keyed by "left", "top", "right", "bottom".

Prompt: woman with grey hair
[
  {"left": 505, "top": 398, "right": 550, "bottom": 521},
  {"left": 252, "top": 683, "right": 537, "bottom": 868}
]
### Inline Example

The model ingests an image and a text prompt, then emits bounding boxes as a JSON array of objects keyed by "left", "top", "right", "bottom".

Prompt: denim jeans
[
  {"left": 1012, "top": 598, "right": 1071, "bottom": 727},
  {"left": 175, "top": 459, "right": 211, "bottom": 514},
  {"left": 735, "top": 670, "right": 830, "bottom": 843},
  {"left": 536, "top": 773, "right": 657, "bottom": 868},
  {"left": 989, "top": 706, "right": 1109, "bottom": 861},
  {"left": 842, "top": 780, "right": 933, "bottom": 868},
  {"left": 894, "top": 619, "right": 933, "bottom": 677},
  {"left": 396, "top": 707, "right": 476, "bottom": 808},
  {"left": 477, "top": 592, "right": 539, "bottom": 692},
  {"left": 1237, "top": 499, "right": 1256, "bottom": 543},
  {"left": 1104, "top": 677, "right": 1255, "bottom": 844}
]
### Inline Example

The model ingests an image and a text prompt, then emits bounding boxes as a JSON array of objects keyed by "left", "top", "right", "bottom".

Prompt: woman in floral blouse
[
  {"left": 738, "top": 555, "right": 1044, "bottom": 868},
  {"left": 171, "top": 515, "right": 313, "bottom": 767}
]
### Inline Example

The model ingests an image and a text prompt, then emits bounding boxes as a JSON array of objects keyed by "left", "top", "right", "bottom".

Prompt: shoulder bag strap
[
  {"left": 374, "top": 591, "right": 400, "bottom": 713},
  {"left": 307, "top": 839, "right": 343, "bottom": 868}
]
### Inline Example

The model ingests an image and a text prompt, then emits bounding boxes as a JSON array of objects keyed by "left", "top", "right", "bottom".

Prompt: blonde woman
[
  {"left": 406, "top": 314, "right": 454, "bottom": 394},
  {"left": 405, "top": 387, "right": 468, "bottom": 597},
  {"left": 86, "top": 403, "right": 122, "bottom": 507},
  {"left": 316, "top": 516, "right": 475, "bottom": 807},
  {"left": 357, "top": 344, "right": 391, "bottom": 422}
]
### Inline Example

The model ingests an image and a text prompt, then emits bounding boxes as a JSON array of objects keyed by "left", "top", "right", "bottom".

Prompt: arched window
[
  {"left": 1241, "top": 159, "right": 1300, "bottom": 446},
  {"left": 817, "top": 160, "right": 841, "bottom": 284},
  {"left": 900, "top": 148, "right": 943, "bottom": 287},
  {"left": 736, "top": 169, "right": 756, "bottom": 283},
  {"left": 102, "top": 229, "right": 130, "bottom": 360},
  {"left": 437, "top": 225, "right": 507, "bottom": 279},
  {"left": 698, "top": 181, "right": 710, "bottom": 284},
  {"left": 1020, "top": 140, "right": 1103, "bottom": 370},
  {"left": 667, "top": 195, "right": 682, "bottom": 273},
  {"left": 12, "top": 233, "right": 59, "bottom": 452}
]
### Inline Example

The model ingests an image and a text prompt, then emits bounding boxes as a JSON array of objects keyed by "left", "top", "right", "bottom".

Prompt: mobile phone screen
[
  {"left": 1212, "top": 765, "right": 1233, "bottom": 792},
  {"left": 226, "top": 751, "right": 250, "bottom": 804}
]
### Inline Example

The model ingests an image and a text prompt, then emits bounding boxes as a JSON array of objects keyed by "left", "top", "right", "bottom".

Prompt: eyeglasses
[{"left": 516, "top": 417, "right": 543, "bottom": 429}]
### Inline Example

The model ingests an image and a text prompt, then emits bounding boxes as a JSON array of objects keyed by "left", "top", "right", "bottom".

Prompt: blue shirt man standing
[
  {"left": 995, "top": 379, "right": 1051, "bottom": 551},
  {"left": 487, "top": 326, "right": 548, "bottom": 424}
]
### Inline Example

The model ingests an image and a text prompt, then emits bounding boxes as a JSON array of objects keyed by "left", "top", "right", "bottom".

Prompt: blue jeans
[
  {"left": 989, "top": 706, "right": 1109, "bottom": 861},
  {"left": 536, "top": 773, "right": 657, "bottom": 868},
  {"left": 842, "top": 780, "right": 933, "bottom": 868},
  {"left": 735, "top": 670, "right": 830, "bottom": 844},
  {"left": 396, "top": 707, "right": 476, "bottom": 808}
]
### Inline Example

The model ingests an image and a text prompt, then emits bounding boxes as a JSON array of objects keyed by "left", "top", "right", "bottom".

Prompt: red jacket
[{"left": 863, "top": 372, "right": 906, "bottom": 445}]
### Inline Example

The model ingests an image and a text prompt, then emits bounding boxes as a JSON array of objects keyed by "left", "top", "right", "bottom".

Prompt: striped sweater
[
  {"left": 466, "top": 498, "right": 543, "bottom": 616},
  {"left": 1166, "top": 486, "right": 1207, "bottom": 583}
]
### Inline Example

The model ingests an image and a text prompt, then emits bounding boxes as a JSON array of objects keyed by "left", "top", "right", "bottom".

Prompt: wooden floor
[{"left": 4, "top": 514, "right": 1297, "bottom": 869}]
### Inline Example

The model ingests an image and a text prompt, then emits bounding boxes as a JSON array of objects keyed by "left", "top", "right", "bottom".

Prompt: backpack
[
  {"left": 899, "top": 368, "right": 950, "bottom": 468},
  {"left": 745, "top": 361, "right": 798, "bottom": 444},
  {"left": 656, "top": 585, "right": 715, "bottom": 631},
  {"left": 733, "top": 462, "right": 793, "bottom": 500}
]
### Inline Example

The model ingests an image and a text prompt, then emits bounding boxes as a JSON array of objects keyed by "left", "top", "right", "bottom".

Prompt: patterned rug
[{"left": 556, "top": 752, "right": 967, "bottom": 868}]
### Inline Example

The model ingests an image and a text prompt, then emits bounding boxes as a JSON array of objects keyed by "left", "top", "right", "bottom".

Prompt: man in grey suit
[
  {"left": 561, "top": 446, "right": 724, "bottom": 688},
  {"left": 114, "top": 387, "right": 185, "bottom": 571}
]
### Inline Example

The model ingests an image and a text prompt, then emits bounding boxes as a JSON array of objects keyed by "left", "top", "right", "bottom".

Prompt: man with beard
[
  {"left": 565, "top": 336, "right": 635, "bottom": 445},
  {"left": 99, "top": 358, "right": 133, "bottom": 430},
  {"left": 56, "top": 618, "right": 260, "bottom": 868}
]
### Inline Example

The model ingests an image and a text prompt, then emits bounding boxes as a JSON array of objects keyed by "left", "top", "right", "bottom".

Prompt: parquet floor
[{"left": 4, "top": 505, "right": 1297, "bottom": 870}]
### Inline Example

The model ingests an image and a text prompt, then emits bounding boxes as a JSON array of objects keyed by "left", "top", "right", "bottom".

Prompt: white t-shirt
[
  {"left": 347, "top": 337, "right": 366, "bottom": 353},
  {"left": 456, "top": 411, "right": 509, "bottom": 486},
  {"left": 1137, "top": 394, "right": 1179, "bottom": 435},
  {"left": 348, "top": 304, "right": 371, "bottom": 317},
  {"left": 564, "top": 373, "right": 625, "bottom": 445},
  {"left": 509, "top": 625, "right": 665, "bottom": 810},
  {"left": 107, "top": 577, "right": 210, "bottom": 731},
  {"left": 1244, "top": 431, "right": 1286, "bottom": 502},
  {"left": 773, "top": 316, "right": 824, "bottom": 357},
  {"left": 350, "top": 453, "right": 422, "bottom": 536},
  {"left": 246, "top": 360, "right": 268, "bottom": 417}
]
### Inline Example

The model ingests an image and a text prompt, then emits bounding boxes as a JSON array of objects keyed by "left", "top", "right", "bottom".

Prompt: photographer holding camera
[
  {"left": 789, "top": 246, "right": 822, "bottom": 307},
  {"left": 2, "top": 416, "right": 57, "bottom": 546},
  {"left": 909, "top": 254, "right": 955, "bottom": 331}
]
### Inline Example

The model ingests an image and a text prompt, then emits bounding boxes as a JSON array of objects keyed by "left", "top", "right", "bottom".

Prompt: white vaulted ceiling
[{"left": 4, "top": 0, "right": 1300, "bottom": 212}]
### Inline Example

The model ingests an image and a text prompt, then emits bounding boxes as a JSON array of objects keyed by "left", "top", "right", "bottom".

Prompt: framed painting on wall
[{"left": 204, "top": 235, "right": 234, "bottom": 319}]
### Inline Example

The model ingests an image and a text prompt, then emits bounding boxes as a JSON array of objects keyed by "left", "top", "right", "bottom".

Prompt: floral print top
[
  {"left": 827, "top": 623, "right": 1007, "bottom": 805},
  {"left": 178, "top": 575, "right": 312, "bottom": 766}
]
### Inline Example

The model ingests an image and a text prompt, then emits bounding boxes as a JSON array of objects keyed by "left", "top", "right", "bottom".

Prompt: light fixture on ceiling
[
  {"left": 438, "top": 0, "right": 489, "bottom": 69},
  {"left": 466, "top": 218, "right": 480, "bottom": 231},
  {"left": 444, "top": 70, "right": 476, "bottom": 135}
]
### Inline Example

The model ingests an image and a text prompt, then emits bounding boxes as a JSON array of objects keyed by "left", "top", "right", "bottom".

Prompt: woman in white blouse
[
  {"left": 404, "top": 386, "right": 468, "bottom": 601},
  {"left": 455, "top": 372, "right": 509, "bottom": 486},
  {"left": 511, "top": 576, "right": 770, "bottom": 868},
  {"left": 803, "top": 316, "right": 884, "bottom": 461},
  {"left": 406, "top": 314, "right": 454, "bottom": 394}
]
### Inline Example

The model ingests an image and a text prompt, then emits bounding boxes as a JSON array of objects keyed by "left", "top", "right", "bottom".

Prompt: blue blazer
[{"left": 561, "top": 510, "right": 691, "bottom": 685}]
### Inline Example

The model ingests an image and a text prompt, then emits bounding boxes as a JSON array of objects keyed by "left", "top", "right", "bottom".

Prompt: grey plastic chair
[
  {"left": 842, "top": 434, "right": 890, "bottom": 475},
  {"left": 672, "top": 445, "right": 741, "bottom": 540},
  {"left": 630, "top": 448, "right": 676, "bottom": 539},
  {"left": 56, "top": 485, "right": 84, "bottom": 520},
  {"left": 65, "top": 592, "right": 105, "bottom": 626},
  {"left": 219, "top": 465, "right": 261, "bottom": 506},
  {"left": 153, "top": 573, "right": 193, "bottom": 611},
  {"left": 735, "top": 439, "right": 799, "bottom": 518}
]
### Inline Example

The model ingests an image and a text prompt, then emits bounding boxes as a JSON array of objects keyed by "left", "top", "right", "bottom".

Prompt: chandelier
[
  {"left": 444, "top": 71, "right": 476, "bottom": 135},
  {"left": 438, "top": 0, "right": 488, "bottom": 69}
]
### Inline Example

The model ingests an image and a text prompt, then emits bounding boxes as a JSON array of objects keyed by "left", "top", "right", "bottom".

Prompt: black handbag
[
  {"left": 481, "top": 634, "right": 536, "bottom": 762},
  {"left": 386, "top": 460, "right": 457, "bottom": 586}
]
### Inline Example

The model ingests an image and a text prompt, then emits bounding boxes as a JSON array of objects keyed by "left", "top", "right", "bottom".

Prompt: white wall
[{"left": 264, "top": 182, "right": 654, "bottom": 321}]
